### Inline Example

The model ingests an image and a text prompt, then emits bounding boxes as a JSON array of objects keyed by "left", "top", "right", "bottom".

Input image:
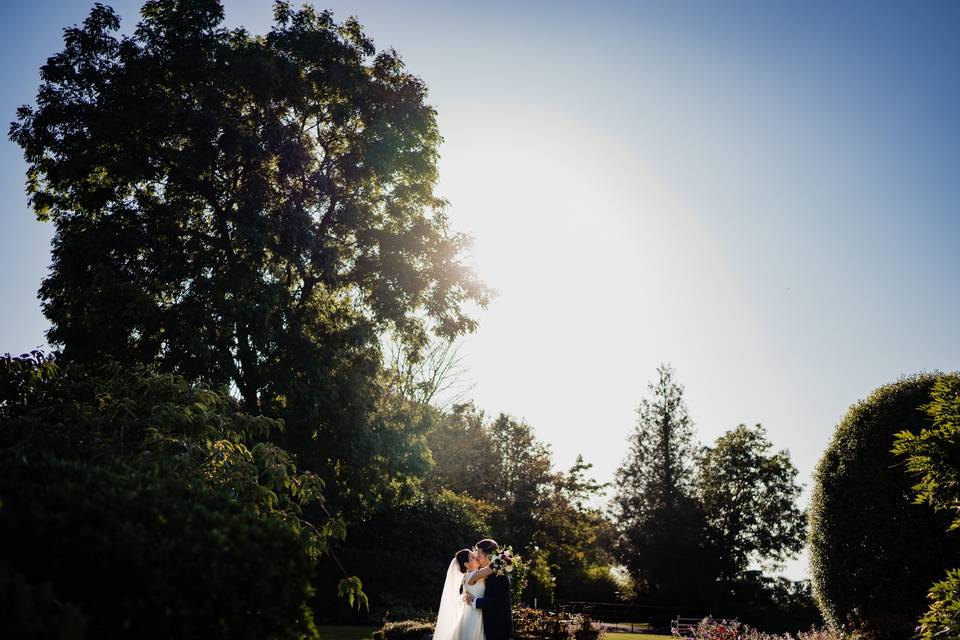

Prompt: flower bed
[
  {"left": 514, "top": 607, "right": 606, "bottom": 640},
  {"left": 684, "top": 617, "right": 848, "bottom": 640}
]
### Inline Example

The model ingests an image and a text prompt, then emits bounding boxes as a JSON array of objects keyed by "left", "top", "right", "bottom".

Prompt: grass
[
  {"left": 315, "top": 626, "right": 675, "bottom": 640},
  {"left": 316, "top": 625, "right": 378, "bottom": 640}
]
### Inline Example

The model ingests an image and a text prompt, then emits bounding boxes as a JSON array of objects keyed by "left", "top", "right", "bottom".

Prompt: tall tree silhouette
[
  {"left": 614, "top": 363, "right": 698, "bottom": 517},
  {"left": 9, "top": 0, "right": 492, "bottom": 514},
  {"left": 696, "top": 423, "right": 806, "bottom": 586},
  {"left": 613, "top": 363, "right": 719, "bottom": 605}
]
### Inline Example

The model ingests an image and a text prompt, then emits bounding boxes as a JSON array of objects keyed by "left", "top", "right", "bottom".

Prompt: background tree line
[
  {"left": 611, "top": 364, "right": 815, "bottom": 633},
  {"left": 315, "top": 360, "right": 816, "bottom": 634},
  {"left": 1, "top": 0, "right": 819, "bottom": 637}
]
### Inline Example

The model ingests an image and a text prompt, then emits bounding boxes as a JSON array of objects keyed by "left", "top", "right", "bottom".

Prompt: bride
[{"left": 433, "top": 548, "right": 494, "bottom": 640}]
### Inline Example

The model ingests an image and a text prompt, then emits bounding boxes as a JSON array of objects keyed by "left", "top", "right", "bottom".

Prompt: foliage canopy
[
  {"left": 696, "top": 423, "right": 806, "bottom": 582},
  {"left": 0, "top": 350, "right": 341, "bottom": 638},
  {"left": 8, "top": 0, "right": 492, "bottom": 516}
]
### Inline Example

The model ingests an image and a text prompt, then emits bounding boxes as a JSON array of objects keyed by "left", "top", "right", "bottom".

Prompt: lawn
[{"left": 315, "top": 627, "right": 674, "bottom": 640}]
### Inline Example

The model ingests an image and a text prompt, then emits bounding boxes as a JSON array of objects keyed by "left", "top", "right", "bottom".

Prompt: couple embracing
[{"left": 433, "top": 539, "right": 514, "bottom": 640}]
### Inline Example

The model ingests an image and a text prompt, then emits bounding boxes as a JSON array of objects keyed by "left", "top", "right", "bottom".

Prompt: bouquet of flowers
[{"left": 488, "top": 545, "right": 516, "bottom": 576}]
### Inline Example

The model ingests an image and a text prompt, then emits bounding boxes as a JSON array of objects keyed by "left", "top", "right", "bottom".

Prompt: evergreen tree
[
  {"left": 613, "top": 363, "right": 719, "bottom": 605},
  {"left": 614, "top": 363, "right": 699, "bottom": 523}
]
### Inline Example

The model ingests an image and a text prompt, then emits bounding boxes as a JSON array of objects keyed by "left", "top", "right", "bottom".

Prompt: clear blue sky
[{"left": 3, "top": 1, "right": 960, "bottom": 580}]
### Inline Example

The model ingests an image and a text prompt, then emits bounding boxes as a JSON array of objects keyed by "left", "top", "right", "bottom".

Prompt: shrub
[
  {"left": 522, "top": 548, "right": 557, "bottom": 608},
  {"left": 892, "top": 375, "right": 960, "bottom": 640},
  {"left": 808, "top": 372, "right": 960, "bottom": 638},
  {"left": 554, "top": 564, "right": 622, "bottom": 604},
  {"left": 513, "top": 607, "right": 602, "bottom": 640},
  {"left": 691, "top": 617, "right": 743, "bottom": 640},
  {"left": 372, "top": 620, "right": 435, "bottom": 640},
  {"left": 916, "top": 567, "right": 960, "bottom": 640},
  {"left": 0, "top": 560, "right": 88, "bottom": 639},
  {"left": 689, "top": 616, "right": 848, "bottom": 640},
  {"left": 723, "top": 574, "right": 823, "bottom": 635},
  {"left": 572, "top": 615, "right": 606, "bottom": 640},
  {"left": 509, "top": 554, "right": 531, "bottom": 609},
  {"left": 514, "top": 606, "right": 571, "bottom": 640},
  {"left": 312, "top": 488, "right": 491, "bottom": 624},
  {"left": 378, "top": 603, "right": 438, "bottom": 625},
  {"left": 0, "top": 353, "right": 332, "bottom": 639}
]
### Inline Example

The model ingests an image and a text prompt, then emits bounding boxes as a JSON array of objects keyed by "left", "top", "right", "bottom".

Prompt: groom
[{"left": 463, "top": 538, "right": 513, "bottom": 640}]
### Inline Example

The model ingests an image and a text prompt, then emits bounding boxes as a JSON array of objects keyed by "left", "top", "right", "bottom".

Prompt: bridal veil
[{"left": 433, "top": 558, "right": 465, "bottom": 640}]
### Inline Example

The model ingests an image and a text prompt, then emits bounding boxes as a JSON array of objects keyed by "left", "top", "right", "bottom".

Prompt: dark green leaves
[
  {"left": 0, "top": 351, "right": 330, "bottom": 637},
  {"left": 10, "top": 0, "right": 491, "bottom": 523},
  {"left": 809, "top": 372, "right": 960, "bottom": 637},
  {"left": 892, "top": 375, "right": 960, "bottom": 639},
  {"left": 696, "top": 423, "right": 806, "bottom": 579},
  {"left": 338, "top": 575, "right": 370, "bottom": 611}
]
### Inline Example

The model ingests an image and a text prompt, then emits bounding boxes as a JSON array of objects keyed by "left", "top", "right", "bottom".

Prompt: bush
[
  {"left": 689, "top": 616, "right": 847, "bottom": 640},
  {"left": 513, "top": 607, "right": 603, "bottom": 640},
  {"left": 916, "top": 567, "right": 960, "bottom": 640},
  {"left": 312, "top": 488, "right": 492, "bottom": 624},
  {"left": 514, "top": 607, "right": 566, "bottom": 640},
  {"left": 690, "top": 617, "right": 743, "bottom": 640},
  {"left": 554, "top": 564, "right": 622, "bottom": 604},
  {"left": 0, "top": 560, "right": 88, "bottom": 639},
  {"left": 723, "top": 574, "right": 823, "bottom": 635},
  {"left": 522, "top": 548, "right": 557, "bottom": 608},
  {"left": 378, "top": 603, "right": 438, "bottom": 625},
  {"left": 893, "top": 375, "right": 960, "bottom": 640},
  {"left": 0, "top": 353, "right": 331, "bottom": 639},
  {"left": 808, "top": 372, "right": 960, "bottom": 638},
  {"left": 572, "top": 615, "right": 606, "bottom": 640},
  {"left": 372, "top": 620, "right": 435, "bottom": 640},
  {"left": 508, "top": 553, "right": 531, "bottom": 609}
]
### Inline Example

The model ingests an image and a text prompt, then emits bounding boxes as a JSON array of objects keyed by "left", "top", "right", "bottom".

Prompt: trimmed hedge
[
  {"left": 514, "top": 607, "right": 605, "bottom": 640},
  {"left": 372, "top": 620, "right": 435, "bottom": 640},
  {"left": 808, "top": 372, "right": 960, "bottom": 638}
]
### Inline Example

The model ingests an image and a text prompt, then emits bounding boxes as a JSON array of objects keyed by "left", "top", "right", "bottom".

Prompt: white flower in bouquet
[{"left": 489, "top": 545, "right": 516, "bottom": 576}]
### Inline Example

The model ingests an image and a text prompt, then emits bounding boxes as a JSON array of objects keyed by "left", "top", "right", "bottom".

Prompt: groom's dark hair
[{"left": 475, "top": 539, "right": 499, "bottom": 555}]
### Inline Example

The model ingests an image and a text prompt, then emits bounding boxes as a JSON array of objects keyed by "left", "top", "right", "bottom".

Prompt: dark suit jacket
[{"left": 474, "top": 572, "right": 512, "bottom": 640}]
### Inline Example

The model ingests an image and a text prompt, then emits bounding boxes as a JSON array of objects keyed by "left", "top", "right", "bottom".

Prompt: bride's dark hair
[{"left": 455, "top": 548, "right": 472, "bottom": 573}]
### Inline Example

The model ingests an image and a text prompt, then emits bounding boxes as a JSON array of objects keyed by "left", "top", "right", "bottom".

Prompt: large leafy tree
[
  {"left": 696, "top": 423, "right": 806, "bottom": 586},
  {"left": 485, "top": 413, "right": 557, "bottom": 548},
  {"left": 424, "top": 401, "right": 496, "bottom": 497},
  {"left": 9, "top": 0, "right": 491, "bottom": 515},
  {"left": 612, "top": 363, "right": 718, "bottom": 604}
]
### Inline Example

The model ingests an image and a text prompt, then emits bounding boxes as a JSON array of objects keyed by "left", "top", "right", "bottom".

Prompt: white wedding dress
[
  {"left": 433, "top": 560, "right": 486, "bottom": 640},
  {"left": 457, "top": 570, "right": 486, "bottom": 640}
]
